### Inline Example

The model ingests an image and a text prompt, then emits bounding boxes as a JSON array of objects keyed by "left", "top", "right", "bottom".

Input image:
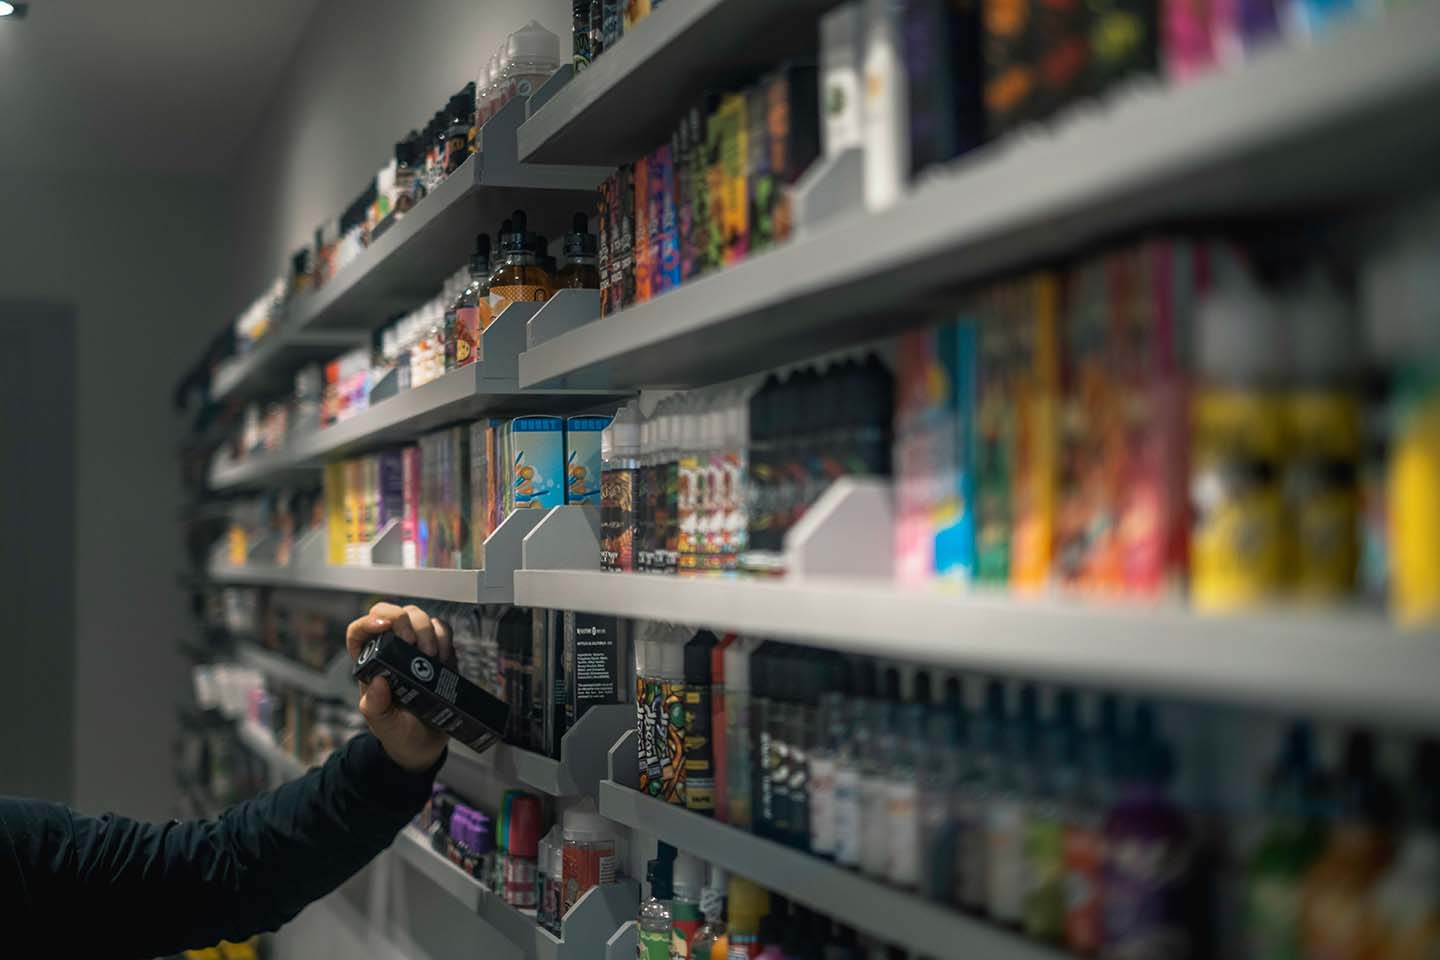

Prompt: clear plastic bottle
[
  {"left": 918, "top": 677, "right": 963, "bottom": 902},
  {"left": 983, "top": 681, "right": 1025, "bottom": 926},
  {"left": 670, "top": 852, "right": 706, "bottom": 956},
  {"left": 886, "top": 672, "right": 927, "bottom": 890},
  {"left": 638, "top": 848, "right": 675, "bottom": 960},
  {"left": 833, "top": 661, "right": 873, "bottom": 871},
  {"left": 560, "top": 801, "right": 617, "bottom": 915},
  {"left": 503, "top": 20, "right": 561, "bottom": 104},
  {"left": 1021, "top": 686, "right": 1066, "bottom": 943},
  {"left": 858, "top": 668, "right": 896, "bottom": 879},
  {"left": 689, "top": 864, "right": 729, "bottom": 960}
]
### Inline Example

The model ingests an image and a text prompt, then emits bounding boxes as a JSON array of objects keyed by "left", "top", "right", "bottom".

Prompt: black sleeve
[{"left": 0, "top": 732, "right": 441, "bottom": 959}]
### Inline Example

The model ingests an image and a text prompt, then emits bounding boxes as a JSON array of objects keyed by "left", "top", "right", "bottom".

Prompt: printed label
[
  {"left": 1063, "top": 822, "right": 1105, "bottom": 953},
  {"left": 887, "top": 781, "right": 921, "bottom": 888},
  {"left": 601, "top": 468, "right": 636, "bottom": 571},
  {"left": 490, "top": 284, "right": 551, "bottom": 315},
  {"left": 987, "top": 801, "right": 1026, "bottom": 923},
  {"left": 1023, "top": 813, "right": 1066, "bottom": 940},
  {"left": 639, "top": 928, "right": 671, "bottom": 960}
]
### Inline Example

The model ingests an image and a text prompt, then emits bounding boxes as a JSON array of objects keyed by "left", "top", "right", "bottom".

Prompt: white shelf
[
  {"left": 447, "top": 704, "right": 633, "bottom": 797},
  {"left": 236, "top": 721, "right": 307, "bottom": 779},
  {"left": 518, "top": 0, "right": 834, "bottom": 166},
  {"left": 391, "top": 826, "right": 636, "bottom": 960},
  {"left": 208, "top": 99, "right": 608, "bottom": 402},
  {"left": 208, "top": 319, "right": 627, "bottom": 492},
  {"left": 236, "top": 643, "right": 354, "bottom": 700},
  {"left": 209, "top": 561, "right": 491, "bottom": 604},
  {"left": 515, "top": 570, "right": 1440, "bottom": 728},
  {"left": 599, "top": 781, "right": 1062, "bottom": 960},
  {"left": 519, "top": 3, "right": 1440, "bottom": 390}
]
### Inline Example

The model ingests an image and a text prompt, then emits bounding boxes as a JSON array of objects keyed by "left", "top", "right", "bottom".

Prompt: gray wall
[
  {"left": 0, "top": 169, "right": 228, "bottom": 817},
  {"left": 228, "top": 0, "right": 570, "bottom": 310}
]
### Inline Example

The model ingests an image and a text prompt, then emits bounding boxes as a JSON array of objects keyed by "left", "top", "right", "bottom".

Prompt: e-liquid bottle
[
  {"left": 766, "top": 649, "right": 798, "bottom": 842},
  {"left": 671, "top": 852, "right": 706, "bottom": 957},
  {"left": 489, "top": 210, "right": 554, "bottom": 314},
  {"left": 684, "top": 630, "right": 720, "bottom": 816},
  {"left": 808, "top": 685, "right": 845, "bottom": 859},
  {"left": 394, "top": 134, "right": 420, "bottom": 214},
  {"left": 444, "top": 86, "right": 475, "bottom": 175},
  {"left": 1101, "top": 705, "right": 1195, "bottom": 958},
  {"left": 886, "top": 671, "right": 928, "bottom": 890},
  {"left": 918, "top": 676, "right": 963, "bottom": 902},
  {"left": 1371, "top": 740, "right": 1440, "bottom": 959},
  {"left": 859, "top": 668, "right": 900, "bottom": 880},
  {"left": 689, "top": 863, "right": 729, "bottom": 960},
  {"left": 635, "top": 622, "right": 663, "bottom": 798},
  {"left": 751, "top": 643, "right": 779, "bottom": 837},
  {"left": 786, "top": 652, "right": 822, "bottom": 850},
  {"left": 725, "top": 875, "right": 770, "bottom": 960},
  {"left": 557, "top": 212, "right": 601, "bottom": 290},
  {"left": 983, "top": 681, "right": 1026, "bottom": 926},
  {"left": 1060, "top": 696, "right": 1111, "bottom": 956},
  {"left": 953, "top": 680, "right": 989, "bottom": 912},
  {"left": 450, "top": 234, "right": 491, "bottom": 368},
  {"left": 601, "top": 402, "right": 641, "bottom": 572},
  {"left": 639, "top": 845, "right": 676, "bottom": 960},
  {"left": 1021, "top": 687, "right": 1066, "bottom": 943},
  {"left": 1243, "top": 722, "right": 1326, "bottom": 960},
  {"left": 658, "top": 625, "right": 690, "bottom": 806},
  {"left": 678, "top": 393, "right": 706, "bottom": 574},
  {"left": 725, "top": 636, "right": 759, "bottom": 829},
  {"left": 833, "top": 660, "right": 875, "bottom": 871}
]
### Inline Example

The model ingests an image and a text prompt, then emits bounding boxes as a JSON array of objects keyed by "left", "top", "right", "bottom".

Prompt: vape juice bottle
[
  {"left": 808, "top": 686, "right": 845, "bottom": 859},
  {"left": 489, "top": 210, "right": 554, "bottom": 314},
  {"left": 683, "top": 631, "right": 719, "bottom": 816},
  {"left": 833, "top": 660, "right": 875, "bottom": 871},
  {"left": 725, "top": 636, "right": 759, "bottom": 829},
  {"left": 886, "top": 672, "right": 929, "bottom": 890},
  {"left": 983, "top": 681, "right": 1025, "bottom": 926},
  {"left": 859, "top": 669, "right": 901, "bottom": 881},
  {"left": 1301, "top": 731, "right": 1393, "bottom": 960},
  {"left": 1059, "top": 698, "right": 1111, "bottom": 956},
  {"left": 1101, "top": 706, "right": 1194, "bottom": 959},
  {"left": 918, "top": 677, "right": 963, "bottom": 903},
  {"left": 450, "top": 234, "right": 492, "bottom": 367},
  {"left": 1373, "top": 741, "right": 1440, "bottom": 959},
  {"left": 725, "top": 875, "right": 770, "bottom": 960},
  {"left": 639, "top": 848, "right": 676, "bottom": 960},
  {"left": 1244, "top": 723, "right": 1327, "bottom": 960},
  {"left": 671, "top": 852, "right": 706, "bottom": 957},
  {"left": 1021, "top": 687, "right": 1066, "bottom": 943},
  {"left": 600, "top": 402, "right": 641, "bottom": 572},
  {"left": 557, "top": 212, "right": 601, "bottom": 289}
]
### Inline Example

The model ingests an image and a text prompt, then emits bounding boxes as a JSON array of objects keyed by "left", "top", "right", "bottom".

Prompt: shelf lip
[
  {"left": 236, "top": 721, "right": 307, "bottom": 779},
  {"left": 236, "top": 643, "right": 353, "bottom": 700},
  {"left": 519, "top": 3, "right": 1440, "bottom": 390},
  {"left": 597, "top": 781, "right": 1063, "bottom": 960},
  {"left": 450, "top": 742, "right": 564, "bottom": 796},
  {"left": 392, "top": 826, "right": 562, "bottom": 959},
  {"left": 209, "top": 562, "right": 488, "bottom": 604},
  {"left": 515, "top": 570, "right": 1440, "bottom": 727},
  {"left": 207, "top": 364, "right": 627, "bottom": 490}
]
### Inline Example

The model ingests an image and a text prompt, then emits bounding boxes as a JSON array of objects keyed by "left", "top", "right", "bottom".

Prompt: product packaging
[
  {"left": 904, "top": 0, "right": 985, "bottom": 178},
  {"left": 982, "top": 0, "right": 1040, "bottom": 136},
  {"left": 402, "top": 446, "right": 421, "bottom": 567},
  {"left": 563, "top": 612, "right": 624, "bottom": 732},
  {"left": 654, "top": 144, "right": 681, "bottom": 293},
  {"left": 760, "top": 63, "right": 820, "bottom": 245},
  {"left": 508, "top": 416, "right": 567, "bottom": 513},
  {"left": 862, "top": 0, "right": 909, "bottom": 210},
  {"left": 710, "top": 93, "right": 749, "bottom": 267},
  {"left": 633, "top": 153, "right": 654, "bottom": 303},
  {"left": 565, "top": 415, "right": 611, "bottom": 505},
  {"left": 353, "top": 632, "right": 510, "bottom": 751}
]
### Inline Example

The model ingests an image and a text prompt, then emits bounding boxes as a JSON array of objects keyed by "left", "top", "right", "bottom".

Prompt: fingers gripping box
[{"left": 353, "top": 633, "right": 510, "bottom": 753}]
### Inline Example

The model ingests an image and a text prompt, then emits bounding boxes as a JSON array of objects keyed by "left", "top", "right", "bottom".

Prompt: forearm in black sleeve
[{"left": 0, "top": 731, "right": 440, "bottom": 959}]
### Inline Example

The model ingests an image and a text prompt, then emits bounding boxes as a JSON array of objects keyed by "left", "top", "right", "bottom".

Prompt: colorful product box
[
  {"left": 377, "top": 449, "right": 405, "bottom": 531},
  {"left": 633, "top": 154, "right": 653, "bottom": 303},
  {"left": 745, "top": 85, "right": 772, "bottom": 254},
  {"left": 508, "top": 416, "right": 566, "bottom": 513},
  {"left": 469, "top": 422, "right": 490, "bottom": 567},
  {"left": 1010, "top": 273, "right": 1061, "bottom": 592},
  {"left": 565, "top": 415, "right": 612, "bottom": 505},
  {"left": 1034, "top": 0, "right": 1092, "bottom": 112},
  {"left": 761, "top": 63, "right": 820, "bottom": 245},
  {"left": 616, "top": 165, "right": 637, "bottom": 309},
  {"left": 653, "top": 144, "right": 681, "bottom": 293},
  {"left": 1088, "top": 0, "right": 1159, "bottom": 92},
  {"left": 982, "top": 0, "right": 1041, "bottom": 136},
  {"left": 324, "top": 461, "right": 347, "bottom": 566},
  {"left": 402, "top": 445, "right": 421, "bottom": 568},
  {"left": 710, "top": 92, "right": 748, "bottom": 267},
  {"left": 975, "top": 287, "right": 1015, "bottom": 585},
  {"left": 598, "top": 175, "right": 614, "bottom": 317}
]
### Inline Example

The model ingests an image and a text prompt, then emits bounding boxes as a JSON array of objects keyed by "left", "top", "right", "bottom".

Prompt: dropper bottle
[
  {"left": 558, "top": 212, "right": 601, "bottom": 290},
  {"left": 489, "top": 210, "right": 554, "bottom": 314}
]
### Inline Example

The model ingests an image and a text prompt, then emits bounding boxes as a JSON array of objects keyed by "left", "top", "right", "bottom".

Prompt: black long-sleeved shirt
[{"left": 0, "top": 732, "right": 439, "bottom": 958}]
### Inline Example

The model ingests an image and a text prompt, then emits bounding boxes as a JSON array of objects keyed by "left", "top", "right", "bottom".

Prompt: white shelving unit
[
  {"left": 519, "top": 2, "right": 1440, "bottom": 390},
  {"left": 180, "top": 3, "right": 1440, "bottom": 958}
]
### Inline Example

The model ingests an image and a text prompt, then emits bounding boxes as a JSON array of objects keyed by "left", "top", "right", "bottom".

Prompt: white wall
[
  {"left": 228, "top": 0, "right": 571, "bottom": 310},
  {"left": 0, "top": 168, "right": 229, "bottom": 818}
]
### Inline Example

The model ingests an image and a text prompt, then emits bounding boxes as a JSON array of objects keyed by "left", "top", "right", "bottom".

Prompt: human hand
[{"left": 345, "top": 602, "right": 453, "bottom": 773}]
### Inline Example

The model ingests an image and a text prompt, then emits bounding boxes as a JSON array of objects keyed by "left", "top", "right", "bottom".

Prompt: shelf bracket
[
  {"left": 477, "top": 93, "right": 611, "bottom": 191},
  {"left": 791, "top": 147, "right": 865, "bottom": 238},
  {"left": 606, "top": 728, "right": 640, "bottom": 791},
  {"left": 558, "top": 880, "right": 639, "bottom": 958},
  {"left": 522, "top": 504, "right": 601, "bottom": 571},
  {"left": 604, "top": 922, "right": 638, "bottom": 960},
  {"left": 479, "top": 509, "right": 546, "bottom": 603},
  {"left": 353, "top": 518, "right": 403, "bottom": 567},
  {"left": 783, "top": 477, "right": 893, "bottom": 579},
  {"left": 527, "top": 288, "right": 601, "bottom": 350},
  {"left": 478, "top": 301, "right": 542, "bottom": 383}
]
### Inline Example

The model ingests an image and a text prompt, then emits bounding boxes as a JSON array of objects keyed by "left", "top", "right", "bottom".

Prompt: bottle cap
[
  {"left": 684, "top": 630, "right": 718, "bottom": 683},
  {"left": 672, "top": 851, "right": 706, "bottom": 900},
  {"left": 507, "top": 19, "right": 560, "bottom": 68},
  {"left": 563, "top": 211, "right": 598, "bottom": 260},
  {"left": 562, "top": 800, "right": 613, "bottom": 841}
]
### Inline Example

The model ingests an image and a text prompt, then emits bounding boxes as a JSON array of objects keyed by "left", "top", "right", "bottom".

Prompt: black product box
[
  {"left": 905, "top": 0, "right": 985, "bottom": 177},
  {"left": 353, "top": 632, "right": 509, "bottom": 753},
  {"left": 563, "top": 612, "right": 624, "bottom": 731}
]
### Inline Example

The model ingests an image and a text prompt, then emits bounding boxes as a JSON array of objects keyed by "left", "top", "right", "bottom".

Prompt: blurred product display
[{"left": 164, "top": 0, "right": 1440, "bottom": 957}]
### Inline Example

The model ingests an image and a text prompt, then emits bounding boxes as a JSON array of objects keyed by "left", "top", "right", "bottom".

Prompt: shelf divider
[{"left": 521, "top": 505, "right": 601, "bottom": 572}]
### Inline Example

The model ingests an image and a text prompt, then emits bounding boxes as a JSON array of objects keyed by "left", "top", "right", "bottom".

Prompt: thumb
[{"left": 359, "top": 674, "right": 396, "bottom": 725}]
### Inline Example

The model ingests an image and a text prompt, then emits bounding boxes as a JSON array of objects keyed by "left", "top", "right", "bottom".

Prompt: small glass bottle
[
  {"left": 637, "top": 849, "right": 675, "bottom": 960},
  {"left": 489, "top": 210, "right": 554, "bottom": 315},
  {"left": 557, "top": 212, "right": 601, "bottom": 290},
  {"left": 451, "top": 234, "right": 492, "bottom": 368}
]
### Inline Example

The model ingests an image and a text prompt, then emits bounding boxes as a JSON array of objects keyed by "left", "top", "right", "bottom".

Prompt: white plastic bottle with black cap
[{"left": 504, "top": 20, "right": 560, "bottom": 104}]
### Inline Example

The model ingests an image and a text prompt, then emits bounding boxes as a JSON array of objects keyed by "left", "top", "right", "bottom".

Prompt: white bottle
[
  {"left": 820, "top": 2, "right": 865, "bottom": 158},
  {"left": 504, "top": 20, "right": 560, "bottom": 104},
  {"left": 861, "top": 0, "right": 908, "bottom": 211}
]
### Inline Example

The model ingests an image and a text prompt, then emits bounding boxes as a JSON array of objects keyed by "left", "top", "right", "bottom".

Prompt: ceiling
[{"left": 0, "top": 0, "right": 322, "bottom": 178}]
